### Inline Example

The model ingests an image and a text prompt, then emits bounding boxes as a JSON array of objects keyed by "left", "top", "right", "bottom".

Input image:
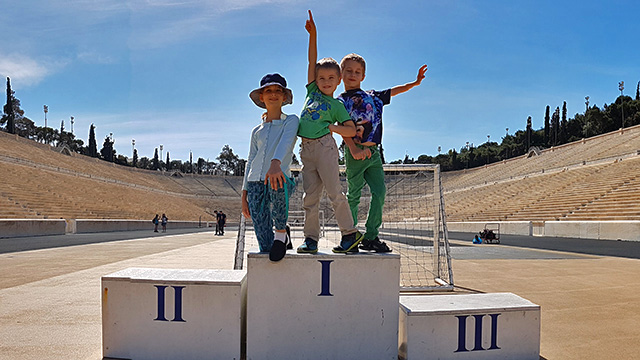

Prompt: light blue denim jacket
[{"left": 242, "top": 113, "right": 299, "bottom": 190}]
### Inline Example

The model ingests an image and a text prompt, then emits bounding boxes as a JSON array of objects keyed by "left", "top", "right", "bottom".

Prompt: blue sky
[{"left": 1, "top": 0, "right": 639, "bottom": 163}]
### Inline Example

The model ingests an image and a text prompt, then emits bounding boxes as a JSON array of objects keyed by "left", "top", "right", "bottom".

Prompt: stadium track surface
[{"left": 1, "top": 228, "right": 639, "bottom": 359}]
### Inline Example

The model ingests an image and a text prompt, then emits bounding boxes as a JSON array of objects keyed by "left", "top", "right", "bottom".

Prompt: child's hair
[
  {"left": 340, "top": 53, "right": 366, "bottom": 74},
  {"left": 315, "top": 57, "right": 341, "bottom": 77}
]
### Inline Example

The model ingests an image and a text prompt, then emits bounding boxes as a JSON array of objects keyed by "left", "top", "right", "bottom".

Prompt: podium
[
  {"left": 246, "top": 251, "right": 400, "bottom": 360},
  {"left": 399, "top": 293, "right": 540, "bottom": 360},
  {"left": 102, "top": 268, "right": 246, "bottom": 360},
  {"left": 100, "top": 257, "right": 541, "bottom": 359}
]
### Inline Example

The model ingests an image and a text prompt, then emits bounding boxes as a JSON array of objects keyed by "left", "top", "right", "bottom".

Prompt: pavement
[{"left": 1, "top": 228, "right": 639, "bottom": 359}]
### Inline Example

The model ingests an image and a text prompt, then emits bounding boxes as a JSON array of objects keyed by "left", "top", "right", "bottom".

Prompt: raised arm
[
  {"left": 390, "top": 64, "right": 428, "bottom": 97},
  {"left": 306, "top": 10, "right": 317, "bottom": 84}
]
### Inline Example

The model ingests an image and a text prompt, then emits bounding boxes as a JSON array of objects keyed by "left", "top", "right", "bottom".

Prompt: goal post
[{"left": 234, "top": 163, "right": 453, "bottom": 291}]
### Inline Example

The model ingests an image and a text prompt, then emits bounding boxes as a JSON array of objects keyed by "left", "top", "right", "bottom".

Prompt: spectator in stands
[
  {"left": 152, "top": 214, "right": 159, "bottom": 232},
  {"left": 338, "top": 53, "right": 427, "bottom": 253},
  {"left": 161, "top": 213, "right": 168, "bottom": 232},
  {"left": 242, "top": 73, "right": 298, "bottom": 262}
]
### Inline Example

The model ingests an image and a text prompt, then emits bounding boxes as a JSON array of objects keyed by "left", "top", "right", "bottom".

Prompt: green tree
[
  {"left": 217, "top": 144, "right": 242, "bottom": 175},
  {"left": 86, "top": 124, "right": 98, "bottom": 157},
  {"left": 544, "top": 105, "right": 550, "bottom": 146},
  {"left": 100, "top": 135, "right": 115, "bottom": 162},
  {"left": 133, "top": 148, "right": 138, "bottom": 167},
  {"left": 153, "top": 148, "right": 159, "bottom": 170},
  {"left": 636, "top": 81, "right": 639, "bottom": 101}
]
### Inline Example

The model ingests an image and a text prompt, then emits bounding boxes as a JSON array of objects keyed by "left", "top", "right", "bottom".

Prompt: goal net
[{"left": 234, "top": 163, "right": 453, "bottom": 291}]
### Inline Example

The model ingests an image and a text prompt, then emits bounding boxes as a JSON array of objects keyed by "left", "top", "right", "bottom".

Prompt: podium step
[{"left": 246, "top": 251, "right": 401, "bottom": 360}]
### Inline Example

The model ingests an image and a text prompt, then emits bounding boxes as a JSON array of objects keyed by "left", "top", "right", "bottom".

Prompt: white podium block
[
  {"left": 102, "top": 268, "right": 247, "bottom": 360},
  {"left": 246, "top": 251, "right": 400, "bottom": 360},
  {"left": 399, "top": 293, "right": 540, "bottom": 360}
]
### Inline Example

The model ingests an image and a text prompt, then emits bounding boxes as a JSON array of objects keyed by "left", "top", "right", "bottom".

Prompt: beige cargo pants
[{"left": 300, "top": 134, "right": 357, "bottom": 241}]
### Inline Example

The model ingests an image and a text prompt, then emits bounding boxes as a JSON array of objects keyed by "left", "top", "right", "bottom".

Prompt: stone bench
[
  {"left": 102, "top": 268, "right": 246, "bottom": 360},
  {"left": 399, "top": 292, "right": 540, "bottom": 360}
]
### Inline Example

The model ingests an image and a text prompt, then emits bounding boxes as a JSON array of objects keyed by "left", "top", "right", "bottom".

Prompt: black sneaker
[
  {"left": 359, "top": 237, "right": 392, "bottom": 253},
  {"left": 297, "top": 237, "right": 318, "bottom": 254},
  {"left": 332, "top": 231, "right": 364, "bottom": 253},
  {"left": 269, "top": 240, "right": 287, "bottom": 262},
  {"left": 285, "top": 225, "right": 293, "bottom": 250}
]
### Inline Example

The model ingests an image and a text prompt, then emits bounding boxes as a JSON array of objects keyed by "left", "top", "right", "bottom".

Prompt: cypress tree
[
  {"left": 153, "top": 148, "right": 159, "bottom": 170},
  {"left": 544, "top": 105, "right": 550, "bottom": 146},
  {"left": 87, "top": 124, "right": 98, "bottom": 157},
  {"left": 4, "top": 77, "right": 15, "bottom": 134}
]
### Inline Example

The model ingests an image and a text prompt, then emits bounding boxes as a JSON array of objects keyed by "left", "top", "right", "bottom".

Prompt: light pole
[
  {"left": 160, "top": 144, "right": 164, "bottom": 170},
  {"left": 70, "top": 116, "right": 74, "bottom": 135},
  {"left": 619, "top": 81, "right": 625, "bottom": 129},
  {"left": 486, "top": 135, "right": 490, "bottom": 164},
  {"left": 465, "top": 141, "right": 470, "bottom": 168},
  {"left": 585, "top": 96, "right": 589, "bottom": 112},
  {"left": 43, "top": 105, "right": 48, "bottom": 128}
]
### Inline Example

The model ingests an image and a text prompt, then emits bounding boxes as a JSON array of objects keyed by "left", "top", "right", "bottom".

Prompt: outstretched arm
[
  {"left": 390, "top": 64, "right": 428, "bottom": 97},
  {"left": 306, "top": 10, "right": 317, "bottom": 84},
  {"left": 329, "top": 120, "right": 356, "bottom": 138}
]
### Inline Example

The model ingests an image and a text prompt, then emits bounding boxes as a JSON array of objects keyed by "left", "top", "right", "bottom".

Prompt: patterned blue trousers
[{"left": 246, "top": 179, "right": 295, "bottom": 252}]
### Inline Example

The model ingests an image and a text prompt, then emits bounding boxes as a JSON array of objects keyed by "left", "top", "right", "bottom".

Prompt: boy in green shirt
[{"left": 296, "top": 10, "right": 363, "bottom": 254}]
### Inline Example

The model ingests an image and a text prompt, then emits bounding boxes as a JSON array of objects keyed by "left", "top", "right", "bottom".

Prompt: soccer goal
[{"left": 234, "top": 163, "right": 453, "bottom": 291}]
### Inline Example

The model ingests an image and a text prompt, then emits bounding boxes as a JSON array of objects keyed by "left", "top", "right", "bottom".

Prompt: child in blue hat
[{"left": 242, "top": 73, "right": 298, "bottom": 262}]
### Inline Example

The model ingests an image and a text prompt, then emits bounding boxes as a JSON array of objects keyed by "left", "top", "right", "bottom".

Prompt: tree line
[
  {"left": 1, "top": 77, "right": 246, "bottom": 176},
  {"left": 391, "top": 81, "right": 640, "bottom": 171},
  {"left": 4, "top": 76, "right": 640, "bottom": 174}
]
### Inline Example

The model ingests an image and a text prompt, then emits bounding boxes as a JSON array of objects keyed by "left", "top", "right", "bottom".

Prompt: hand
[
  {"left": 352, "top": 147, "right": 372, "bottom": 160},
  {"left": 415, "top": 64, "right": 428, "bottom": 86},
  {"left": 305, "top": 10, "right": 316, "bottom": 36},
  {"left": 241, "top": 197, "right": 251, "bottom": 218},
  {"left": 264, "top": 159, "right": 285, "bottom": 190}
]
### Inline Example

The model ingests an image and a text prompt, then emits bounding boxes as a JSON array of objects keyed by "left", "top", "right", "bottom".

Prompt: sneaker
[
  {"left": 332, "top": 231, "right": 364, "bottom": 253},
  {"left": 285, "top": 225, "right": 293, "bottom": 250},
  {"left": 269, "top": 240, "right": 287, "bottom": 262},
  {"left": 359, "top": 237, "right": 392, "bottom": 253},
  {"left": 297, "top": 237, "right": 318, "bottom": 254}
]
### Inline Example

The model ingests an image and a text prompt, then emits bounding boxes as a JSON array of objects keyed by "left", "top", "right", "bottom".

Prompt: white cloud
[{"left": 0, "top": 55, "right": 64, "bottom": 86}]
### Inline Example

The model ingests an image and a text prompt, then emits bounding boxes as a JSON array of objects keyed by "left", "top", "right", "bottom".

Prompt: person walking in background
[
  {"left": 152, "top": 214, "right": 159, "bottom": 233},
  {"left": 161, "top": 213, "right": 168, "bottom": 233},
  {"left": 214, "top": 210, "right": 221, "bottom": 235}
]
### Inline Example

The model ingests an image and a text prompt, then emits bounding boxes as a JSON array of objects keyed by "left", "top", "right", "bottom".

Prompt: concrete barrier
[
  {"left": 448, "top": 221, "right": 533, "bottom": 236},
  {"left": 74, "top": 219, "right": 205, "bottom": 234},
  {"left": 399, "top": 293, "right": 540, "bottom": 360},
  {"left": 246, "top": 251, "right": 401, "bottom": 360},
  {"left": 449, "top": 220, "right": 640, "bottom": 241},
  {"left": 544, "top": 220, "right": 640, "bottom": 241},
  {"left": 0, "top": 219, "right": 67, "bottom": 238},
  {"left": 102, "top": 268, "right": 246, "bottom": 360}
]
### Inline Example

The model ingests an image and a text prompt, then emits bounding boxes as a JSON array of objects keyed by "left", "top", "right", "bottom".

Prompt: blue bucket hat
[{"left": 249, "top": 73, "right": 293, "bottom": 109}]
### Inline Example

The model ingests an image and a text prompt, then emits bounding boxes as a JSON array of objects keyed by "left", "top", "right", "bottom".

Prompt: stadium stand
[
  {"left": 2, "top": 123, "right": 640, "bottom": 224},
  {"left": 0, "top": 131, "right": 240, "bottom": 221},
  {"left": 442, "top": 124, "right": 640, "bottom": 222}
]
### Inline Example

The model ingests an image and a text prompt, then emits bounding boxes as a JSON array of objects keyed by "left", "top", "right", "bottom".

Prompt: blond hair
[
  {"left": 315, "top": 57, "right": 341, "bottom": 76},
  {"left": 340, "top": 53, "right": 366, "bottom": 74}
]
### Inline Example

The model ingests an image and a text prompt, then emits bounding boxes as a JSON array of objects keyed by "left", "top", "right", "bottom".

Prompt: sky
[{"left": 1, "top": 0, "right": 639, "bottom": 164}]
